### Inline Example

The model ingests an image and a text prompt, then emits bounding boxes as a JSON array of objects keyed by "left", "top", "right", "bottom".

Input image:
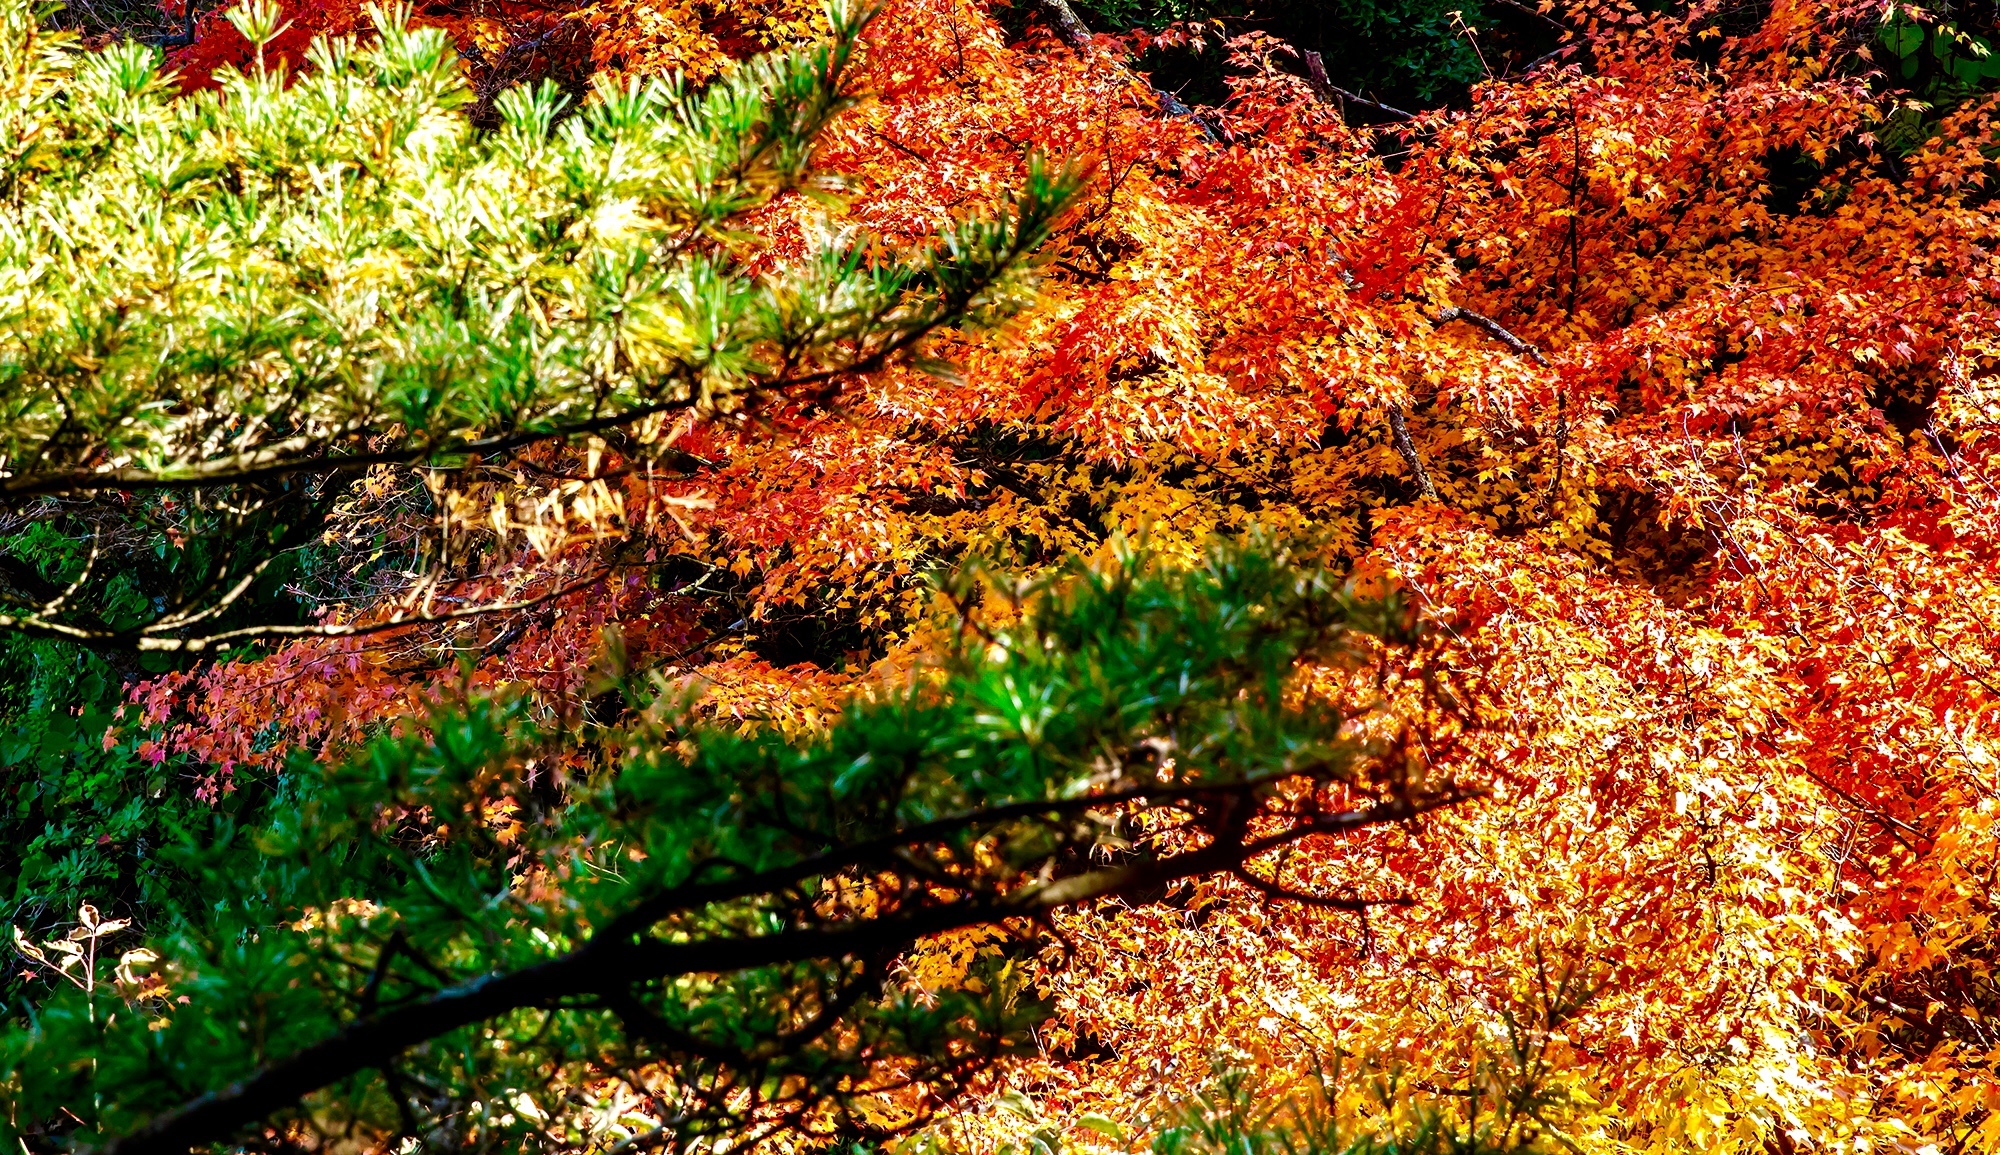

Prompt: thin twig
[
  {"left": 0, "top": 567, "right": 609, "bottom": 654},
  {"left": 1302, "top": 51, "right": 1416, "bottom": 122}
]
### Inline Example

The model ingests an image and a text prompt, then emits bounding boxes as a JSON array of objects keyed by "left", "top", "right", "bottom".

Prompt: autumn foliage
[{"left": 13, "top": 0, "right": 2000, "bottom": 1148}]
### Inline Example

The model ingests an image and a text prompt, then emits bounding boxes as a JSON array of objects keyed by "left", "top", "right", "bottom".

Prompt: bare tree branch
[
  {"left": 0, "top": 566, "right": 610, "bottom": 653},
  {"left": 599, "top": 766, "right": 1362, "bottom": 941},
  {"left": 1028, "top": 0, "right": 1094, "bottom": 49},
  {"left": 1430, "top": 306, "right": 1552, "bottom": 368},
  {"left": 1301, "top": 51, "right": 1416, "bottom": 122},
  {"left": 1428, "top": 306, "right": 1561, "bottom": 516},
  {"left": 1388, "top": 407, "right": 1439, "bottom": 501}
]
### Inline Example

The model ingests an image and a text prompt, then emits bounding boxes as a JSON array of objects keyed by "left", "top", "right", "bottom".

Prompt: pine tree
[
  {"left": 3, "top": 538, "right": 1472, "bottom": 1155},
  {"left": 0, "top": 0, "right": 1070, "bottom": 652}
]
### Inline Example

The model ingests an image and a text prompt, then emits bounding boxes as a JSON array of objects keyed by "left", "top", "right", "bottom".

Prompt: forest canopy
[{"left": 7, "top": 0, "right": 2000, "bottom": 1151}]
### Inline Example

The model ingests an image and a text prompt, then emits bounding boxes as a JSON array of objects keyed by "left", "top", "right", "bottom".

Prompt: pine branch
[{"left": 93, "top": 791, "right": 1460, "bottom": 1155}]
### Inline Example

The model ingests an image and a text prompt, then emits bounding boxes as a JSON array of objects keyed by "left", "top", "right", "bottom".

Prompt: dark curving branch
[
  {"left": 0, "top": 405, "right": 694, "bottom": 499},
  {"left": 93, "top": 790, "right": 1463, "bottom": 1155},
  {"left": 1229, "top": 865, "right": 1416, "bottom": 912}
]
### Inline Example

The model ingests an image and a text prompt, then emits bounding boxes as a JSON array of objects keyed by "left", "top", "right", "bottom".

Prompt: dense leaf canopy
[{"left": 10, "top": 0, "right": 2000, "bottom": 1152}]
